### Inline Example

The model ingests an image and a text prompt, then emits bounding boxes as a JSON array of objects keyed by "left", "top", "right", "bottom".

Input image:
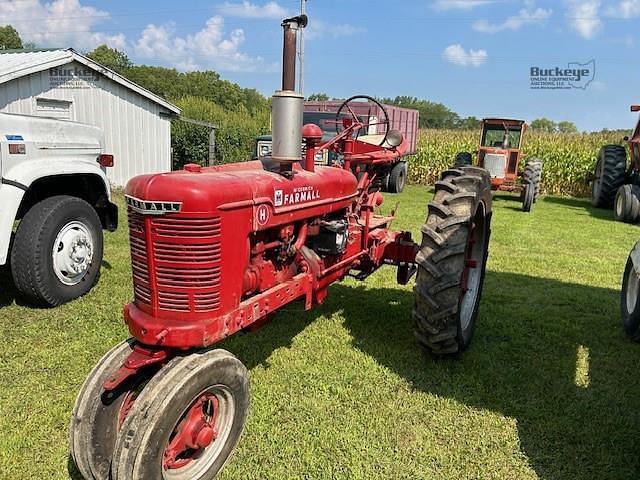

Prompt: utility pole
[{"left": 299, "top": 0, "right": 306, "bottom": 96}]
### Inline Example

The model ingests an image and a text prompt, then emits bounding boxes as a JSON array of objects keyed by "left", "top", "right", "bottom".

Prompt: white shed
[{"left": 0, "top": 48, "right": 181, "bottom": 187}]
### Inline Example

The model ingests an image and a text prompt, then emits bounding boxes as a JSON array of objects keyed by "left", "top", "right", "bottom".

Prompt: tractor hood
[{"left": 125, "top": 160, "right": 358, "bottom": 220}]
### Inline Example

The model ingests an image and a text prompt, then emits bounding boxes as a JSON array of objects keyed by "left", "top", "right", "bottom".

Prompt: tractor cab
[
  {"left": 477, "top": 118, "right": 527, "bottom": 187},
  {"left": 454, "top": 117, "right": 542, "bottom": 212}
]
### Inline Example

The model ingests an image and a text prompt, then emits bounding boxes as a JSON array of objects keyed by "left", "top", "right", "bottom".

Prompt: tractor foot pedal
[{"left": 397, "top": 263, "right": 417, "bottom": 285}]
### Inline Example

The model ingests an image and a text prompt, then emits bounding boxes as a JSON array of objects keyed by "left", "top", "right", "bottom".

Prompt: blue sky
[{"left": 2, "top": 0, "right": 639, "bottom": 131}]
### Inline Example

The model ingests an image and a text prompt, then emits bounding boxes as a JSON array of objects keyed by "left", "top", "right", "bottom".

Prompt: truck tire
[
  {"left": 11, "top": 195, "right": 103, "bottom": 307},
  {"left": 622, "top": 252, "right": 640, "bottom": 342},
  {"left": 591, "top": 145, "right": 627, "bottom": 208},
  {"left": 454, "top": 152, "right": 473, "bottom": 168},
  {"left": 614, "top": 185, "right": 640, "bottom": 223},
  {"left": 413, "top": 167, "right": 492, "bottom": 355},
  {"left": 111, "top": 349, "right": 249, "bottom": 480},
  {"left": 523, "top": 158, "right": 543, "bottom": 201},
  {"left": 388, "top": 162, "right": 407, "bottom": 193}
]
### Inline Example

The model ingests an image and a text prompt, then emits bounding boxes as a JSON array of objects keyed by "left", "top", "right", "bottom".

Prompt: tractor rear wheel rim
[
  {"left": 627, "top": 264, "right": 640, "bottom": 314},
  {"left": 162, "top": 386, "right": 235, "bottom": 480},
  {"left": 459, "top": 204, "right": 487, "bottom": 331}
]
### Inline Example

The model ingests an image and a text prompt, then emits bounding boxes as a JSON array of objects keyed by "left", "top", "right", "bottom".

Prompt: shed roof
[{"left": 0, "top": 48, "right": 180, "bottom": 114}]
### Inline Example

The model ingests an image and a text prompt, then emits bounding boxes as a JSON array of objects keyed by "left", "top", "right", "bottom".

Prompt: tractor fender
[
  {"left": 0, "top": 157, "right": 112, "bottom": 266},
  {"left": 630, "top": 241, "right": 640, "bottom": 277}
]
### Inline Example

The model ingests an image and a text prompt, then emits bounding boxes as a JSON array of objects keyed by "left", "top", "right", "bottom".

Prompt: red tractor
[
  {"left": 70, "top": 16, "right": 493, "bottom": 480},
  {"left": 590, "top": 105, "right": 640, "bottom": 223},
  {"left": 455, "top": 118, "right": 542, "bottom": 212}
]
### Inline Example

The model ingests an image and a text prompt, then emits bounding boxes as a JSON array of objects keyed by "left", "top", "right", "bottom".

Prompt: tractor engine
[{"left": 123, "top": 160, "right": 358, "bottom": 348}]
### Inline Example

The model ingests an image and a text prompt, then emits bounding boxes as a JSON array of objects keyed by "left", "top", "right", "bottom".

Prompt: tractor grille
[
  {"left": 127, "top": 210, "right": 222, "bottom": 313},
  {"left": 484, "top": 153, "right": 507, "bottom": 179}
]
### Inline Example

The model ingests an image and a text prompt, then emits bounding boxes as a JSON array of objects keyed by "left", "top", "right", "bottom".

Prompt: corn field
[{"left": 411, "top": 129, "right": 629, "bottom": 197}]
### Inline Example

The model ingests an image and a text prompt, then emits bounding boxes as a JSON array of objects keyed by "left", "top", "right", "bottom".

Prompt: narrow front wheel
[{"left": 112, "top": 349, "right": 250, "bottom": 480}]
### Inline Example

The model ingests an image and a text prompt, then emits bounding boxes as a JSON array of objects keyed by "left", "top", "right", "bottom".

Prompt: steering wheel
[{"left": 335, "top": 95, "right": 390, "bottom": 146}]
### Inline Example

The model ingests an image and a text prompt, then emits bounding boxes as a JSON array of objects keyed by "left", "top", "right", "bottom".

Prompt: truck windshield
[{"left": 482, "top": 125, "right": 522, "bottom": 149}]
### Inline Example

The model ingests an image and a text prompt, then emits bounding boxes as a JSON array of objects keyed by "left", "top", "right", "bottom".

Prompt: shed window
[{"left": 36, "top": 98, "right": 72, "bottom": 120}]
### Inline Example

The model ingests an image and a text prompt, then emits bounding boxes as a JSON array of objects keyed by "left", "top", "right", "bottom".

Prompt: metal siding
[{"left": 0, "top": 60, "right": 172, "bottom": 186}]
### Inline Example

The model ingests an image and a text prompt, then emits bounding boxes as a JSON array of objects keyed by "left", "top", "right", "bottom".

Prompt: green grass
[{"left": 1, "top": 186, "right": 640, "bottom": 480}]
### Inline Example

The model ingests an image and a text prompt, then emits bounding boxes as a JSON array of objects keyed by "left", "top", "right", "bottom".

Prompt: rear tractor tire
[
  {"left": 622, "top": 247, "right": 640, "bottom": 342},
  {"left": 522, "top": 183, "right": 534, "bottom": 213},
  {"left": 413, "top": 167, "right": 492, "bottom": 355},
  {"left": 454, "top": 151, "right": 473, "bottom": 168},
  {"left": 614, "top": 185, "right": 640, "bottom": 223},
  {"left": 523, "top": 158, "right": 543, "bottom": 202},
  {"left": 111, "top": 349, "right": 250, "bottom": 480},
  {"left": 591, "top": 145, "right": 627, "bottom": 208}
]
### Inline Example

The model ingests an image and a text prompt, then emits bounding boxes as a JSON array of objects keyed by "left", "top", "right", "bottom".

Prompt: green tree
[
  {"left": 530, "top": 118, "right": 557, "bottom": 133},
  {"left": 86, "top": 45, "right": 132, "bottom": 72},
  {"left": 308, "top": 92, "right": 329, "bottom": 101},
  {"left": 557, "top": 120, "right": 578, "bottom": 134},
  {"left": 0, "top": 25, "right": 23, "bottom": 50}
]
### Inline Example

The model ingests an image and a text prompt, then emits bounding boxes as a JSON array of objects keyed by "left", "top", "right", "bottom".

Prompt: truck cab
[{"left": 0, "top": 112, "right": 117, "bottom": 306}]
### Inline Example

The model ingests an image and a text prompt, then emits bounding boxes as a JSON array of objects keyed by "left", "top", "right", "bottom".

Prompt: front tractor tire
[
  {"left": 413, "top": 167, "right": 492, "bottom": 355},
  {"left": 11, "top": 195, "right": 103, "bottom": 307},
  {"left": 614, "top": 185, "right": 640, "bottom": 223},
  {"left": 112, "top": 349, "right": 250, "bottom": 480},
  {"left": 622, "top": 247, "right": 640, "bottom": 341},
  {"left": 70, "top": 340, "right": 155, "bottom": 480},
  {"left": 591, "top": 145, "right": 627, "bottom": 208}
]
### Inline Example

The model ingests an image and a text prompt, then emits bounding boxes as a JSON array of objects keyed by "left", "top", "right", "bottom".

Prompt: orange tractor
[{"left": 455, "top": 118, "right": 543, "bottom": 212}]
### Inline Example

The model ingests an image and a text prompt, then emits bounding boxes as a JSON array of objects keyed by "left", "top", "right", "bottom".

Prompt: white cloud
[
  {"left": 0, "top": 0, "right": 125, "bottom": 50},
  {"left": 473, "top": 7, "right": 552, "bottom": 33},
  {"left": 134, "top": 16, "right": 267, "bottom": 72},
  {"left": 433, "top": 0, "right": 495, "bottom": 10},
  {"left": 566, "top": 0, "right": 601, "bottom": 39},
  {"left": 306, "top": 20, "right": 365, "bottom": 39},
  {"left": 442, "top": 44, "right": 488, "bottom": 67},
  {"left": 217, "top": 1, "right": 290, "bottom": 19},
  {"left": 606, "top": 0, "right": 640, "bottom": 18}
]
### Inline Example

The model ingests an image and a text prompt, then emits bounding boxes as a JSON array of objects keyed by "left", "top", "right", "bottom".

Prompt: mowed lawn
[{"left": 1, "top": 185, "right": 640, "bottom": 480}]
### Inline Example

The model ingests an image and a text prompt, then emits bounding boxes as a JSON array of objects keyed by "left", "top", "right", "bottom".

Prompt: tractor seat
[{"left": 358, "top": 134, "right": 396, "bottom": 149}]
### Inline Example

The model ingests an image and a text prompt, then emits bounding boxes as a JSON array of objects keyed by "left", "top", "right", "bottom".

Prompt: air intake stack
[{"left": 271, "top": 15, "right": 308, "bottom": 174}]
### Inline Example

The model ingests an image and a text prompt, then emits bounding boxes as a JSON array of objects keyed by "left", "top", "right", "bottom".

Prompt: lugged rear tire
[
  {"left": 523, "top": 158, "right": 543, "bottom": 201},
  {"left": 413, "top": 167, "right": 492, "bottom": 356},
  {"left": 591, "top": 145, "right": 627, "bottom": 208}
]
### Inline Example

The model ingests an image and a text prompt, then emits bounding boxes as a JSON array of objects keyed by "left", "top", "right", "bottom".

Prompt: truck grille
[
  {"left": 128, "top": 210, "right": 222, "bottom": 313},
  {"left": 484, "top": 153, "right": 507, "bottom": 179}
]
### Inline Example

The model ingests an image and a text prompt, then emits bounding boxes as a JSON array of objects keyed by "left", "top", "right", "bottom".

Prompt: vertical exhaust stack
[{"left": 272, "top": 15, "right": 307, "bottom": 174}]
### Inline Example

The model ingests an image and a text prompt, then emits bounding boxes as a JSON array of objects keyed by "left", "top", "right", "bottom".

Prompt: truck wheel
[
  {"left": 591, "top": 145, "right": 627, "bottom": 208},
  {"left": 413, "top": 167, "right": 492, "bottom": 355},
  {"left": 622, "top": 252, "right": 640, "bottom": 341},
  {"left": 388, "top": 162, "right": 407, "bottom": 193},
  {"left": 454, "top": 152, "right": 473, "bottom": 168},
  {"left": 70, "top": 340, "right": 155, "bottom": 480},
  {"left": 112, "top": 349, "right": 250, "bottom": 480},
  {"left": 614, "top": 185, "right": 640, "bottom": 223},
  {"left": 523, "top": 158, "right": 543, "bottom": 201},
  {"left": 11, "top": 195, "right": 103, "bottom": 307}
]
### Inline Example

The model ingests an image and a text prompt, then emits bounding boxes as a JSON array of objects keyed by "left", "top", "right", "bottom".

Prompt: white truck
[{"left": 0, "top": 112, "right": 117, "bottom": 307}]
